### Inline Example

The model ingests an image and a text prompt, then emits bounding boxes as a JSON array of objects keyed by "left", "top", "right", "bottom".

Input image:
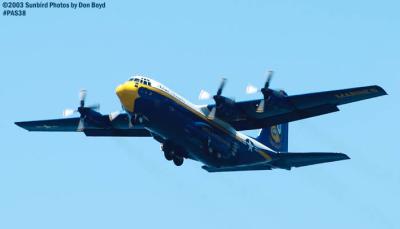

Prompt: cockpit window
[
  {"left": 128, "top": 77, "right": 151, "bottom": 86},
  {"left": 129, "top": 77, "right": 141, "bottom": 82}
]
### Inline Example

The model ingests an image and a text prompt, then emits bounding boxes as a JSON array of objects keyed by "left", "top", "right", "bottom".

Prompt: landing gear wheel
[
  {"left": 173, "top": 156, "right": 184, "bottom": 166},
  {"left": 164, "top": 151, "right": 173, "bottom": 161}
]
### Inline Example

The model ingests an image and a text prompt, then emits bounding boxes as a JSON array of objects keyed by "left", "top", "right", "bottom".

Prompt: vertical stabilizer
[{"left": 256, "top": 123, "right": 288, "bottom": 152}]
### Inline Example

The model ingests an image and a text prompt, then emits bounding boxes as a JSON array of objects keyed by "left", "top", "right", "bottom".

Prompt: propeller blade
[
  {"left": 256, "top": 99, "right": 265, "bottom": 113},
  {"left": 198, "top": 89, "right": 211, "bottom": 100},
  {"left": 88, "top": 103, "right": 100, "bottom": 111},
  {"left": 208, "top": 107, "right": 216, "bottom": 120},
  {"left": 109, "top": 110, "right": 121, "bottom": 121},
  {"left": 264, "top": 70, "right": 274, "bottom": 89},
  {"left": 77, "top": 117, "right": 85, "bottom": 131},
  {"left": 216, "top": 78, "right": 227, "bottom": 96},
  {"left": 63, "top": 109, "right": 76, "bottom": 117},
  {"left": 128, "top": 114, "right": 136, "bottom": 128},
  {"left": 246, "top": 84, "right": 258, "bottom": 94},
  {"left": 79, "top": 89, "right": 87, "bottom": 107}
]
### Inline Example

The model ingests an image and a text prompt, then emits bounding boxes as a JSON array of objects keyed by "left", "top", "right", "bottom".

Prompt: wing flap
[
  {"left": 231, "top": 104, "right": 339, "bottom": 130},
  {"left": 84, "top": 129, "right": 151, "bottom": 137}
]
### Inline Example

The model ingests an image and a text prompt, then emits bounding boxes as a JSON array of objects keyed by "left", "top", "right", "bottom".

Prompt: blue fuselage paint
[{"left": 132, "top": 86, "right": 274, "bottom": 168}]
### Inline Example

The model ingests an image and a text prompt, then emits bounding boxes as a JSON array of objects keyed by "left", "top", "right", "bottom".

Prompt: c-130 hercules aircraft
[{"left": 16, "top": 72, "right": 387, "bottom": 172}]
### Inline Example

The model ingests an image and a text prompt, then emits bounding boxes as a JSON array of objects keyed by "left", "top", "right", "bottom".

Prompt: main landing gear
[
  {"left": 172, "top": 156, "right": 184, "bottom": 166},
  {"left": 161, "top": 143, "right": 184, "bottom": 166}
]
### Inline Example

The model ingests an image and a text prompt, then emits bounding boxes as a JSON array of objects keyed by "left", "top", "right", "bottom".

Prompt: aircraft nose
[{"left": 115, "top": 81, "right": 138, "bottom": 112}]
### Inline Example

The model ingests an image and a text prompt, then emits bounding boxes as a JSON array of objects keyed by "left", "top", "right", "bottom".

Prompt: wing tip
[
  {"left": 202, "top": 166, "right": 213, "bottom": 172},
  {"left": 339, "top": 153, "right": 350, "bottom": 160},
  {"left": 321, "top": 152, "right": 350, "bottom": 161},
  {"left": 15, "top": 121, "right": 29, "bottom": 130},
  {"left": 372, "top": 85, "right": 388, "bottom": 96}
]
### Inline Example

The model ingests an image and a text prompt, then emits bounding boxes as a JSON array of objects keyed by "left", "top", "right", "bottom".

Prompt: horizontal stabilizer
[
  {"left": 272, "top": 152, "right": 350, "bottom": 169},
  {"left": 202, "top": 162, "right": 272, "bottom": 172},
  {"left": 202, "top": 152, "right": 349, "bottom": 172}
]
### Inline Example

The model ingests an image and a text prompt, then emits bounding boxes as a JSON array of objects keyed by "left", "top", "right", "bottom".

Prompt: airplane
[{"left": 15, "top": 72, "right": 387, "bottom": 172}]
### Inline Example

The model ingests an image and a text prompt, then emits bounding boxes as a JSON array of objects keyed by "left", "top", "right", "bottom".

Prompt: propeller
[
  {"left": 198, "top": 78, "right": 227, "bottom": 100},
  {"left": 109, "top": 110, "right": 121, "bottom": 121},
  {"left": 198, "top": 78, "right": 235, "bottom": 120},
  {"left": 109, "top": 110, "right": 135, "bottom": 129},
  {"left": 245, "top": 84, "right": 258, "bottom": 94},
  {"left": 208, "top": 78, "right": 227, "bottom": 120},
  {"left": 245, "top": 70, "right": 274, "bottom": 113},
  {"left": 79, "top": 89, "right": 87, "bottom": 107},
  {"left": 198, "top": 89, "right": 211, "bottom": 100},
  {"left": 263, "top": 70, "right": 274, "bottom": 90},
  {"left": 62, "top": 89, "right": 100, "bottom": 131},
  {"left": 216, "top": 78, "right": 227, "bottom": 97},
  {"left": 257, "top": 70, "right": 274, "bottom": 113}
]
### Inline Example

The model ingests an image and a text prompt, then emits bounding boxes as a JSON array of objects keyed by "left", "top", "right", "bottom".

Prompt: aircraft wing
[
  {"left": 202, "top": 152, "right": 349, "bottom": 172},
  {"left": 15, "top": 117, "right": 81, "bottom": 132},
  {"left": 211, "top": 85, "right": 387, "bottom": 130},
  {"left": 15, "top": 113, "right": 152, "bottom": 137}
]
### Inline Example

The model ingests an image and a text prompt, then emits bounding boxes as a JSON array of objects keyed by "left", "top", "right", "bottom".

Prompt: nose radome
[
  {"left": 115, "top": 84, "right": 124, "bottom": 95},
  {"left": 115, "top": 81, "right": 138, "bottom": 112}
]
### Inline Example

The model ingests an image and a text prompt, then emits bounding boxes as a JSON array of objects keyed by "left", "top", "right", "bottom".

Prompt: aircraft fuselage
[{"left": 121, "top": 81, "right": 274, "bottom": 168}]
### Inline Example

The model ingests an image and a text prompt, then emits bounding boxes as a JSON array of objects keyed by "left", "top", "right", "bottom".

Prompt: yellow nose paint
[{"left": 115, "top": 82, "right": 139, "bottom": 112}]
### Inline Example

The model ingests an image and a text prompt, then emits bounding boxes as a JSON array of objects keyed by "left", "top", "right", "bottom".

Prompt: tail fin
[{"left": 256, "top": 123, "right": 288, "bottom": 152}]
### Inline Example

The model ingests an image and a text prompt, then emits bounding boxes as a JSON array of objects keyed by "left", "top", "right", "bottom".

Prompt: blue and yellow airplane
[{"left": 15, "top": 73, "right": 387, "bottom": 172}]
